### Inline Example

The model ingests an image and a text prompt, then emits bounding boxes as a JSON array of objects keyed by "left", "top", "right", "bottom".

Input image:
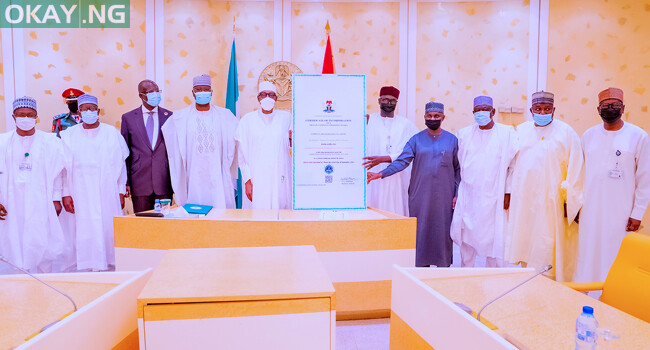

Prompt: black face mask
[
  {"left": 380, "top": 103, "right": 396, "bottom": 113},
  {"left": 425, "top": 119, "right": 441, "bottom": 130},
  {"left": 600, "top": 107, "right": 622, "bottom": 123},
  {"left": 67, "top": 101, "right": 79, "bottom": 113}
]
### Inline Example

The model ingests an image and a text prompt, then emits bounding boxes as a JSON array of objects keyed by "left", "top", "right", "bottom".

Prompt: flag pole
[
  {"left": 227, "top": 17, "right": 243, "bottom": 208},
  {"left": 322, "top": 20, "right": 335, "bottom": 74}
]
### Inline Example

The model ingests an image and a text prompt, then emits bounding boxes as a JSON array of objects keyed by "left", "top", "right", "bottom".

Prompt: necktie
[{"left": 146, "top": 111, "right": 154, "bottom": 147}]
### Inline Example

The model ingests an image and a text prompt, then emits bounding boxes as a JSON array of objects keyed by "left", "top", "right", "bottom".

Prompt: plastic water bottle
[
  {"left": 575, "top": 306, "right": 598, "bottom": 350},
  {"left": 154, "top": 199, "right": 161, "bottom": 213}
]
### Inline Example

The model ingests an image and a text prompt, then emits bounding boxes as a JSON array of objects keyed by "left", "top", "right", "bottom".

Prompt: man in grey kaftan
[{"left": 368, "top": 101, "right": 460, "bottom": 267}]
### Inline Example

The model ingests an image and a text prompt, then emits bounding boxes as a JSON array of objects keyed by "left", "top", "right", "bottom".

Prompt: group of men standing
[
  {"left": 367, "top": 86, "right": 650, "bottom": 282},
  {"left": 0, "top": 93, "right": 128, "bottom": 273},
  {"left": 0, "top": 75, "right": 646, "bottom": 283},
  {"left": 0, "top": 74, "right": 292, "bottom": 273}
]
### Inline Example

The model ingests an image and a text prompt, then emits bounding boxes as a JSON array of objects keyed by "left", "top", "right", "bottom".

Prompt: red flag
[{"left": 322, "top": 21, "right": 335, "bottom": 74}]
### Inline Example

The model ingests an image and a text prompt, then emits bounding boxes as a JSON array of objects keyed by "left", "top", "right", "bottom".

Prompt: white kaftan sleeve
[
  {"left": 234, "top": 119, "right": 251, "bottom": 184},
  {"left": 161, "top": 116, "right": 187, "bottom": 205},
  {"left": 505, "top": 126, "right": 519, "bottom": 194},
  {"left": 117, "top": 164, "right": 127, "bottom": 194},
  {"left": 631, "top": 133, "right": 650, "bottom": 220},
  {"left": 117, "top": 131, "right": 130, "bottom": 194},
  {"left": 53, "top": 171, "right": 63, "bottom": 201},
  {"left": 564, "top": 127, "right": 585, "bottom": 224},
  {"left": 59, "top": 130, "right": 73, "bottom": 198}
]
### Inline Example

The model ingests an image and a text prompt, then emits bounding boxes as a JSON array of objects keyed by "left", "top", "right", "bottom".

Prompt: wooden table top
[
  {"left": 424, "top": 272, "right": 650, "bottom": 349},
  {"left": 138, "top": 246, "right": 335, "bottom": 305},
  {"left": 0, "top": 279, "right": 117, "bottom": 350}
]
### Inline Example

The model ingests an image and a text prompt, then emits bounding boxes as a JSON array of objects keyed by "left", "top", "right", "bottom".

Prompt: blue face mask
[
  {"left": 194, "top": 91, "right": 212, "bottom": 105},
  {"left": 474, "top": 110, "right": 492, "bottom": 126},
  {"left": 533, "top": 113, "right": 552, "bottom": 126},
  {"left": 146, "top": 92, "right": 161, "bottom": 107}
]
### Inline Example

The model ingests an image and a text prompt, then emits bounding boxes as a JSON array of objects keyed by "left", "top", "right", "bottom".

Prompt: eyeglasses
[
  {"left": 193, "top": 87, "right": 212, "bottom": 93},
  {"left": 599, "top": 102, "right": 623, "bottom": 109},
  {"left": 259, "top": 92, "right": 277, "bottom": 99},
  {"left": 379, "top": 98, "right": 398, "bottom": 105},
  {"left": 80, "top": 106, "right": 99, "bottom": 112}
]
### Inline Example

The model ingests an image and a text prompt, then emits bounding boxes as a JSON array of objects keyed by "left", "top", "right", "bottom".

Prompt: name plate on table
[
  {"left": 318, "top": 210, "right": 349, "bottom": 221},
  {"left": 292, "top": 74, "right": 366, "bottom": 210}
]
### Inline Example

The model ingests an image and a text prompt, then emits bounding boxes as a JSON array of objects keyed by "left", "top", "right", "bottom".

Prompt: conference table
[
  {"left": 115, "top": 207, "right": 416, "bottom": 319},
  {"left": 137, "top": 246, "right": 335, "bottom": 350},
  {"left": 390, "top": 266, "right": 650, "bottom": 350},
  {"left": 0, "top": 270, "right": 151, "bottom": 350}
]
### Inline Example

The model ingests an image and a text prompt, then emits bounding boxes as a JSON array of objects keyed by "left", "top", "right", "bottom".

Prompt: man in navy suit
[{"left": 121, "top": 80, "right": 173, "bottom": 212}]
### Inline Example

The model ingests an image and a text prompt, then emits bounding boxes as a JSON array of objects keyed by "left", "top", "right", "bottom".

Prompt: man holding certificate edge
[{"left": 368, "top": 101, "right": 460, "bottom": 267}]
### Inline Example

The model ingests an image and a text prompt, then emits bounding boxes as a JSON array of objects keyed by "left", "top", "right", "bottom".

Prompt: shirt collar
[
  {"left": 142, "top": 105, "right": 159, "bottom": 115},
  {"left": 258, "top": 109, "right": 274, "bottom": 118}
]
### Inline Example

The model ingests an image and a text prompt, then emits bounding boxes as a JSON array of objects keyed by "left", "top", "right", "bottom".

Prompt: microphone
[
  {"left": 0, "top": 255, "right": 78, "bottom": 332},
  {"left": 476, "top": 265, "right": 552, "bottom": 322}
]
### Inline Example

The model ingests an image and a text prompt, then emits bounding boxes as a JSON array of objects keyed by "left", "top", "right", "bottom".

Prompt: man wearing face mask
[
  {"left": 120, "top": 80, "right": 174, "bottom": 213},
  {"left": 162, "top": 74, "right": 239, "bottom": 208},
  {"left": 575, "top": 87, "right": 650, "bottom": 282},
  {"left": 234, "top": 81, "right": 292, "bottom": 209},
  {"left": 52, "top": 88, "right": 84, "bottom": 138},
  {"left": 0, "top": 96, "right": 66, "bottom": 273},
  {"left": 363, "top": 86, "right": 418, "bottom": 216},
  {"left": 368, "top": 101, "right": 460, "bottom": 267},
  {"left": 504, "top": 91, "right": 584, "bottom": 281},
  {"left": 60, "top": 94, "right": 129, "bottom": 272},
  {"left": 451, "top": 96, "right": 518, "bottom": 267}
]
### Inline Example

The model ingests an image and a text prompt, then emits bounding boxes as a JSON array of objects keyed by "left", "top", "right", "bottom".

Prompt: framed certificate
[{"left": 292, "top": 74, "right": 366, "bottom": 210}]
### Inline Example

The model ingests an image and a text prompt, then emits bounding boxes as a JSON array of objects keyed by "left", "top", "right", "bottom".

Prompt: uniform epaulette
[{"left": 53, "top": 113, "right": 68, "bottom": 120}]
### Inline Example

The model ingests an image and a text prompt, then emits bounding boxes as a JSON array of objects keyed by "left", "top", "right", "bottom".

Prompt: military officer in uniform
[{"left": 52, "top": 88, "right": 84, "bottom": 137}]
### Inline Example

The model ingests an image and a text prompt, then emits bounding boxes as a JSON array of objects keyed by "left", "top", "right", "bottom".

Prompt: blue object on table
[{"left": 182, "top": 204, "right": 213, "bottom": 215}]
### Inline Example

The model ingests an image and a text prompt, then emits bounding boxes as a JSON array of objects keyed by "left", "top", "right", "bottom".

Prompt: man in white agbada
[
  {"left": 162, "top": 74, "right": 239, "bottom": 208},
  {"left": 505, "top": 91, "right": 584, "bottom": 281},
  {"left": 61, "top": 94, "right": 129, "bottom": 272},
  {"left": 363, "top": 86, "right": 418, "bottom": 216},
  {"left": 235, "top": 81, "right": 292, "bottom": 209},
  {"left": 0, "top": 97, "right": 65, "bottom": 273},
  {"left": 451, "top": 95, "right": 518, "bottom": 267},
  {"left": 575, "top": 87, "right": 650, "bottom": 282}
]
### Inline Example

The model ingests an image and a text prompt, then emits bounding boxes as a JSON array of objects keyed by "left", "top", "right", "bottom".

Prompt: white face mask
[
  {"left": 14, "top": 116, "right": 36, "bottom": 131},
  {"left": 260, "top": 97, "right": 276, "bottom": 111},
  {"left": 81, "top": 110, "right": 99, "bottom": 124}
]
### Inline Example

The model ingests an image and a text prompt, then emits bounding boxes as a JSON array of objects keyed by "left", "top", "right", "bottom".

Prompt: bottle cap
[
  {"left": 155, "top": 199, "right": 160, "bottom": 203},
  {"left": 582, "top": 306, "right": 594, "bottom": 314}
]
